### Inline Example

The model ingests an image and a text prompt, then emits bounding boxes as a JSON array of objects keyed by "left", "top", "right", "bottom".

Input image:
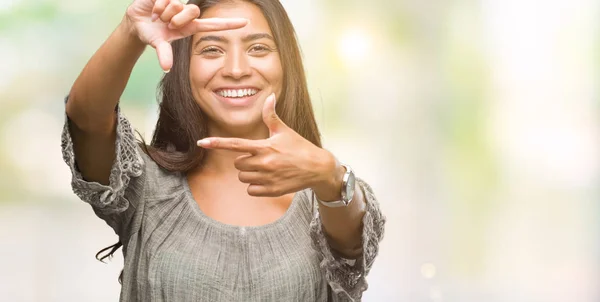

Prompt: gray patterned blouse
[{"left": 60, "top": 105, "right": 385, "bottom": 302}]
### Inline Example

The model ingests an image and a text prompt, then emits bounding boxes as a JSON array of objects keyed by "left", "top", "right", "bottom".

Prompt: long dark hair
[
  {"left": 144, "top": 0, "right": 322, "bottom": 171},
  {"left": 96, "top": 0, "right": 322, "bottom": 283}
]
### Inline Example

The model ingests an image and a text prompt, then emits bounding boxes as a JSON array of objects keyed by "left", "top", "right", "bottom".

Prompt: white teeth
[{"left": 218, "top": 89, "right": 258, "bottom": 98}]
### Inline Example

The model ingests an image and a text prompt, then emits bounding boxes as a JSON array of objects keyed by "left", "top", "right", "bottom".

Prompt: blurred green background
[{"left": 1, "top": 0, "right": 599, "bottom": 301}]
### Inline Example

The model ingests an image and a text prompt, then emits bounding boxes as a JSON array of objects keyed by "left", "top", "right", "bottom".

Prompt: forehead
[{"left": 194, "top": 1, "right": 272, "bottom": 41}]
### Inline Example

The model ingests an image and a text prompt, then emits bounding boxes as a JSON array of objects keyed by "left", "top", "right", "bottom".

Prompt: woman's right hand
[{"left": 124, "top": 0, "right": 247, "bottom": 71}]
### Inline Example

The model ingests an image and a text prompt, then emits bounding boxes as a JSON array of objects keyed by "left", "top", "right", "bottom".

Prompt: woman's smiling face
[{"left": 189, "top": 1, "right": 283, "bottom": 138}]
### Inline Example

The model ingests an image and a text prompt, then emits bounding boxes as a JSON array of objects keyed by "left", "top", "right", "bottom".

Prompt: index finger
[
  {"left": 197, "top": 137, "right": 264, "bottom": 154},
  {"left": 180, "top": 18, "right": 248, "bottom": 36}
]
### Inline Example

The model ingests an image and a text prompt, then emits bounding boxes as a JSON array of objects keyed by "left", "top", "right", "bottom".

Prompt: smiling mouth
[{"left": 215, "top": 88, "right": 259, "bottom": 98}]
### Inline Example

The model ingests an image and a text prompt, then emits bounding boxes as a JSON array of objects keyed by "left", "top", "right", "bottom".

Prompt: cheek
[
  {"left": 189, "top": 58, "right": 221, "bottom": 90},
  {"left": 256, "top": 56, "right": 283, "bottom": 89},
  {"left": 189, "top": 58, "right": 222, "bottom": 116}
]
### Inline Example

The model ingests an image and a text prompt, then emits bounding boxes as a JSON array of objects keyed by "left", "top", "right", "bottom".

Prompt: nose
[{"left": 221, "top": 49, "right": 251, "bottom": 79}]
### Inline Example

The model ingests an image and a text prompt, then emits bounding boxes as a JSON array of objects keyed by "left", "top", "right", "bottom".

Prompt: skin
[
  {"left": 68, "top": 0, "right": 366, "bottom": 258},
  {"left": 189, "top": 2, "right": 283, "bottom": 140},
  {"left": 66, "top": 0, "right": 247, "bottom": 185},
  {"left": 187, "top": 2, "right": 367, "bottom": 257}
]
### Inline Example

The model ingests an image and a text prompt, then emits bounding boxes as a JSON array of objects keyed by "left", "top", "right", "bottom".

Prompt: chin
[{"left": 215, "top": 113, "right": 265, "bottom": 137}]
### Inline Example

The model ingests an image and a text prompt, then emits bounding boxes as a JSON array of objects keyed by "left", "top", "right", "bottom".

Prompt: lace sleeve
[
  {"left": 309, "top": 178, "right": 386, "bottom": 302},
  {"left": 61, "top": 97, "right": 145, "bottom": 218}
]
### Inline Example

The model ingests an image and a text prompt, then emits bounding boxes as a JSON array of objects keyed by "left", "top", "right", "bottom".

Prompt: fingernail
[
  {"left": 164, "top": 69, "right": 170, "bottom": 73},
  {"left": 271, "top": 93, "right": 276, "bottom": 109},
  {"left": 197, "top": 139, "right": 209, "bottom": 147},
  {"left": 167, "top": 23, "right": 175, "bottom": 29},
  {"left": 151, "top": 13, "right": 159, "bottom": 22}
]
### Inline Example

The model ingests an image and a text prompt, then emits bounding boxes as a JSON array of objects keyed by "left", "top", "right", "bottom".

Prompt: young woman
[{"left": 61, "top": 0, "right": 385, "bottom": 301}]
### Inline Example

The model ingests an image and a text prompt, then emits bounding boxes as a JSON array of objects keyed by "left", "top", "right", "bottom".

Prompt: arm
[
  {"left": 198, "top": 94, "right": 376, "bottom": 258},
  {"left": 66, "top": 16, "right": 145, "bottom": 185},
  {"left": 196, "top": 94, "right": 385, "bottom": 300},
  {"left": 310, "top": 173, "right": 386, "bottom": 301},
  {"left": 65, "top": 1, "right": 247, "bottom": 185},
  {"left": 196, "top": 93, "right": 379, "bottom": 259},
  {"left": 311, "top": 163, "right": 385, "bottom": 301},
  {"left": 312, "top": 163, "right": 367, "bottom": 258}
]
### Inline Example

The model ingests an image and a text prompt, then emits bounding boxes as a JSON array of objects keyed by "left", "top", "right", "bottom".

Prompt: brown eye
[
  {"left": 200, "top": 46, "right": 223, "bottom": 56},
  {"left": 249, "top": 44, "right": 271, "bottom": 54}
]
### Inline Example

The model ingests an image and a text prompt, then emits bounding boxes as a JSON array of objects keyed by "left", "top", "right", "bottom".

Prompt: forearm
[
  {"left": 313, "top": 162, "right": 367, "bottom": 259},
  {"left": 316, "top": 183, "right": 366, "bottom": 258},
  {"left": 66, "top": 15, "right": 145, "bottom": 185},
  {"left": 66, "top": 15, "right": 146, "bottom": 134}
]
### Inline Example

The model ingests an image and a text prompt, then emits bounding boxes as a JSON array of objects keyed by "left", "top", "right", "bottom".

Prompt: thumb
[
  {"left": 153, "top": 39, "right": 173, "bottom": 72},
  {"left": 262, "top": 93, "right": 283, "bottom": 135}
]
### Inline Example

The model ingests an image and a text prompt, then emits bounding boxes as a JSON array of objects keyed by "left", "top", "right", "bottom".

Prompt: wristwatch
[{"left": 315, "top": 164, "right": 356, "bottom": 207}]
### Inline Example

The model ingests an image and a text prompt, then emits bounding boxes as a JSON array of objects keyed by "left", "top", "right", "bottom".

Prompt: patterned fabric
[
  {"left": 310, "top": 179, "right": 385, "bottom": 301},
  {"left": 61, "top": 103, "right": 386, "bottom": 302}
]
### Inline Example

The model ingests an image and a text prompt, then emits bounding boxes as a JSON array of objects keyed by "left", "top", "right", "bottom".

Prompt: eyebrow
[{"left": 193, "top": 33, "right": 275, "bottom": 49}]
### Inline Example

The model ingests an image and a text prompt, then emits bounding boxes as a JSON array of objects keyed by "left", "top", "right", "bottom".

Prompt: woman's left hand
[{"left": 197, "top": 93, "right": 344, "bottom": 199}]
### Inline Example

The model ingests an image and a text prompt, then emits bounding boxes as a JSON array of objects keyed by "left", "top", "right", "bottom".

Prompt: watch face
[{"left": 345, "top": 172, "right": 356, "bottom": 203}]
